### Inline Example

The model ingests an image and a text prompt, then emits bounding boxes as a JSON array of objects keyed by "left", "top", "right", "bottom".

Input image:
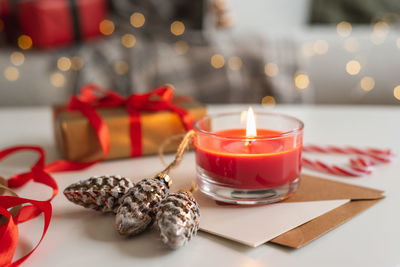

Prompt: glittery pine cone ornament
[
  {"left": 63, "top": 175, "right": 134, "bottom": 213},
  {"left": 115, "top": 174, "right": 171, "bottom": 236},
  {"left": 156, "top": 191, "right": 200, "bottom": 249}
]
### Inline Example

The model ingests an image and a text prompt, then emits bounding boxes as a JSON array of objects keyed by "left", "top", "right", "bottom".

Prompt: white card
[{"left": 195, "top": 192, "right": 349, "bottom": 247}]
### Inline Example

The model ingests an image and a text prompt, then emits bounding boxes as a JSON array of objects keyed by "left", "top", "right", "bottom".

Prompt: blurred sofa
[{"left": 0, "top": 0, "right": 399, "bottom": 106}]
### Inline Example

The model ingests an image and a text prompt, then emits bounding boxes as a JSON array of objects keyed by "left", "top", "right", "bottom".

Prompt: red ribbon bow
[
  {"left": 0, "top": 85, "right": 195, "bottom": 266},
  {"left": 68, "top": 84, "right": 194, "bottom": 158}
]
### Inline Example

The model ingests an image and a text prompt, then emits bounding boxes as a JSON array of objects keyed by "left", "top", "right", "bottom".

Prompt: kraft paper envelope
[
  {"left": 196, "top": 174, "right": 384, "bottom": 248},
  {"left": 270, "top": 174, "right": 384, "bottom": 248}
]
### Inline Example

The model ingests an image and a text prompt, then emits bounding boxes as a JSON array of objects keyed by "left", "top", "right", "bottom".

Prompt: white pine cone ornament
[
  {"left": 115, "top": 174, "right": 171, "bottom": 236},
  {"left": 63, "top": 175, "right": 133, "bottom": 213},
  {"left": 156, "top": 192, "right": 200, "bottom": 249}
]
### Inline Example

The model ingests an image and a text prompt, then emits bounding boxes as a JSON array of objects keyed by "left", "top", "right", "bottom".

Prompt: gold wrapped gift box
[{"left": 54, "top": 100, "right": 206, "bottom": 162}]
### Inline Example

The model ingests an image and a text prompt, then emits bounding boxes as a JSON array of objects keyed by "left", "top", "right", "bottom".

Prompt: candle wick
[{"left": 245, "top": 137, "right": 254, "bottom": 147}]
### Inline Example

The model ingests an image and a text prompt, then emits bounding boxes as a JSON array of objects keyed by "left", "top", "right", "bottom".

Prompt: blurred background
[{"left": 1, "top": 0, "right": 400, "bottom": 106}]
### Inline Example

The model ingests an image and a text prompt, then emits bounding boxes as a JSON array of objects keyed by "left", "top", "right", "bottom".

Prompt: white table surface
[{"left": 1, "top": 105, "right": 399, "bottom": 267}]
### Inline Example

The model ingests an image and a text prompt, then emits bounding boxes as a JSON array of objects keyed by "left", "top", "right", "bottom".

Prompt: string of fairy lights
[{"left": 1, "top": 14, "right": 400, "bottom": 104}]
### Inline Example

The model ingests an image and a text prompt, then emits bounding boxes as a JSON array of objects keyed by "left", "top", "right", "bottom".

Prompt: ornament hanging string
[
  {"left": 157, "top": 130, "right": 199, "bottom": 194},
  {"left": 157, "top": 130, "right": 195, "bottom": 178}
]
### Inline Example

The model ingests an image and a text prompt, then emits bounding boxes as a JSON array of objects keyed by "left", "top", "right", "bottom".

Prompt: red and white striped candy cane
[{"left": 302, "top": 145, "right": 394, "bottom": 177}]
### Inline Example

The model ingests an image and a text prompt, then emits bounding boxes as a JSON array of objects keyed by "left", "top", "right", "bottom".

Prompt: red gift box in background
[
  {"left": 0, "top": 0, "right": 108, "bottom": 49},
  {"left": 0, "top": 0, "right": 11, "bottom": 18}
]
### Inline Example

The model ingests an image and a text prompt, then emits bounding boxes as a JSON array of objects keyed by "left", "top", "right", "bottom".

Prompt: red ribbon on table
[
  {"left": 0, "top": 146, "right": 95, "bottom": 267},
  {"left": 0, "top": 85, "right": 195, "bottom": 266},
  {"left": 68, "top": 84, "right": 195, "bottom": 158}
]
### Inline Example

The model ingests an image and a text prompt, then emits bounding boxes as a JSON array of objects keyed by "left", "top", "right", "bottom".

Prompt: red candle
[
  {"left": 194, "top": 129, "right": 302, "bottom": 189},
  {"left": 193, "top": 107, "right": 304, "bottom": 204}
]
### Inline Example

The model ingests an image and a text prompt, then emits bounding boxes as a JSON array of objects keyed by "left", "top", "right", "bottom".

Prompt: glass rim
[{"left": 193, "top": 111, "right": 304, "bottom": 140}]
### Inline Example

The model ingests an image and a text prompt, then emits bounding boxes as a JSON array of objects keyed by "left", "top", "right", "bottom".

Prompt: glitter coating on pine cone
[
  {"left": 156, "top": 192, "right": 200, "bottom": 249},
  {"left": 63, "top": 175, "right": 134, "bottom": 213},
  {"left": 115, "top": 177, "right": 169, "bottom": 236}
]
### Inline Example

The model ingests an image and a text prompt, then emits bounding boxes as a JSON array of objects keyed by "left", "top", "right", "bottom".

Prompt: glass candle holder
[{"left": 193, "top": 111, "right": 304, "bottom": 205}]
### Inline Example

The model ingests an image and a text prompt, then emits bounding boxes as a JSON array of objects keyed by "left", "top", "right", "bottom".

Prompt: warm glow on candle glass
[{"left": 246, "top": 106, "right": 257, "bottom": 138}]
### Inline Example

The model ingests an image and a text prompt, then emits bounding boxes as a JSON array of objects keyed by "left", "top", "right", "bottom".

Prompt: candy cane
[{"left": 302, "top": 145, "right": 394, "bottom": 177}]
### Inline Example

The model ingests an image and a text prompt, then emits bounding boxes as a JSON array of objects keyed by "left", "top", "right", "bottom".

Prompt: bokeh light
[
  {"left": 10, "top": 52, "right": 25, "bottom": 66},
  {"left": 370, "top": 21, "right": 388, "bottom": 45},
  {"left": 294, "top": 73, "right": 310, "bottom": 89},
  {"left": 57, "top": 57, "right": 71, "bottom": 71},
  {"left": 337, "top": 21, "right": 352, "bottom": 37},
  {"left": 313, "top": 40, "right": 329, "bottom": 55},
  {"left": 114, "top": 60, "right": 129, "bottom": 75},
  {"left": 50, "top": 72, "right": 66, "bottom": 87},
  {"left": 18, "top": 35, "right": 33, "bottom": 50},
  {"left": 394, "top": 85, "right": 400, "bottom": 101},
  {"left": 346, "top": 60, "right": 361, "bottom": 75},
  {"left": 71, "top": 56, "right": 84, "bottom": 70},
  {"left": 383, "top": 13, "right": 399, "bottom": 24},
  {"left": 130, "top": 12, "right": 145, "bottom": 28},
  {"left": 228, "top": 56, "right": 243, "bottom": 70},
  {"left": 210, "top": 54, "right": 225, "bottom": 69},
  {"left": 171, "top": 21, "right": 185, "bottom": 36},
  {"left": 121, "top": 34, "right": 136, "bottom": 48},
  {"left": 360, "top": 76, "right": 375, "bottom": 91},
  {"left": 213, "top": 0, "right": 229, "bottom": 10},
  {"left": 373, "top": 21, "right": 389, "bottom": 34},
  {"left": 174, "top": 40, "right": 189, "bottom": 55},
  {"left": 264, "top": 63, "right": 279, "bottom": 77},
  {"left": 301, "top": 43, "right": 314, "bottom": 57},
  {"left": 261, "top": 96, "right": 276, "bottom": 107},
  {"left": 344, "top": 37, "right": 360, "bottom": 53},
  {"left": 370, "top": 33, "right": 385, "bottom": 45},
  {"left": 4, "top": 67, "right": 19, "bottom": 81},
  {"left": 99, "top": 20, "right": 115, "bottom": 35}
]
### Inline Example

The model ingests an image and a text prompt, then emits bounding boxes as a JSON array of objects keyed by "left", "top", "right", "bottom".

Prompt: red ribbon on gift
[
  {"left": 68, "top": 84, "right": 195, "bottom": 158},
  {"left": 0, "top": 85, "right": 195, "bottom": 266}
]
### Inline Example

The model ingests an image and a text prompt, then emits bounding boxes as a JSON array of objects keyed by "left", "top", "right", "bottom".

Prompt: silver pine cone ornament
[
  {"left": 156, "top": 191, "right": 200, "bottom": 249},
  {"left": 115, "top": 174, "right": 171, "bottom": 236},
  {"left": 63, "top": 175, "right": 134, "bottom": 213}
]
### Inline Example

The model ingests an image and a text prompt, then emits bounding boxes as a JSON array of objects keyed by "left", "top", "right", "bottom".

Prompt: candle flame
[{"left": 246, "top": 106, "right": 257, "bottom": 137}]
